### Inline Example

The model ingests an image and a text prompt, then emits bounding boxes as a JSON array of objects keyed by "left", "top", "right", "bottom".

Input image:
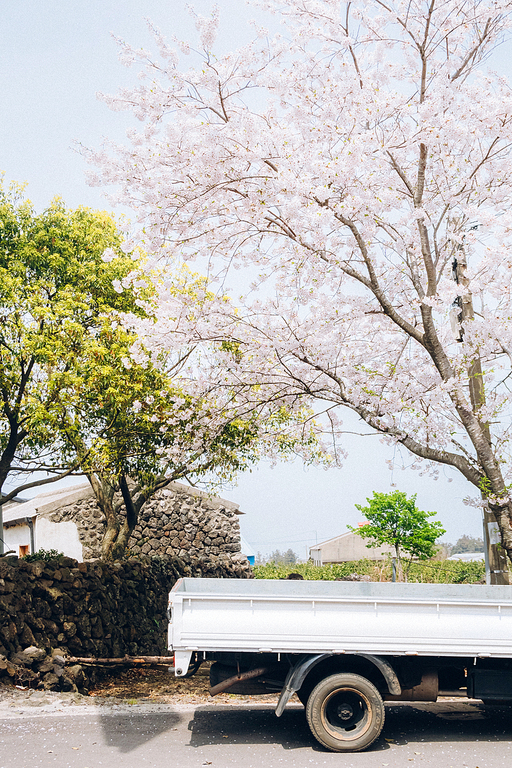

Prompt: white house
[
  {"left": 2, "top": 483, "right": 91, "bottom": 559},
  {"left": 309, "top": 529, "right": 394, "bottom": 565}
]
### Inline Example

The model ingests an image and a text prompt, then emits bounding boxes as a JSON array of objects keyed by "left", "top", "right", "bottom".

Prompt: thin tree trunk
[
  {"left": 110, "top": 474, "right": 141, "bottom": 560},
  {"left": 395, "top": 545, "right": 403, "bottom": 582},
  {"left": 104, "top": 473, "right": 170, "bottom": 560},
  {"left": 86, "top": 475, "right": 119, "bottom": 560}
]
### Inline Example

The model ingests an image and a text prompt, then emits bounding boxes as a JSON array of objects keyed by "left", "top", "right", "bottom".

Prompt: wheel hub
[{"left": 337, "top": 704, "right": 354, "bottom": 720}]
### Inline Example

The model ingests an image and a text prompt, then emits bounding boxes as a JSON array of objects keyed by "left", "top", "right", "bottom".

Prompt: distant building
[
  {"left": 447, "top": 552, "right": 485, "bottom": 562},
  {"left": 2, "top": 481, "right": 247, "bottom": 565},
  {"left": 309, "top": 529, "right": 394, "bottom": 565}
]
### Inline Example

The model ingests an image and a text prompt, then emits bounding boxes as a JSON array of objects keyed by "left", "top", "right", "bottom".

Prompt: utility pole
[{"left": 451, "top": 226, "right": 509, "bottom": 585}]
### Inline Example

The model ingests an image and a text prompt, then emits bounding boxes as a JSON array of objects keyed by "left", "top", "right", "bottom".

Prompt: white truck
[{"left": 167, "top": 577, "right": 512, "bottom": 752}]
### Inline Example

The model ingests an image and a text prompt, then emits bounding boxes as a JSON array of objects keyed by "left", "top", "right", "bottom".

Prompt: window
[{"left": 19, "top": 545, "right": 29, "bottom": 557}]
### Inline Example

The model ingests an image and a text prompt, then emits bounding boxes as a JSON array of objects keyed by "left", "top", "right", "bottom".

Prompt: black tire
[{"left": 305, "top": 673, "right": 385, "bottom": 752}]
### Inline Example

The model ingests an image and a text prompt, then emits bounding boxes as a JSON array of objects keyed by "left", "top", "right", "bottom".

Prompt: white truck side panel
[{"left": 168, "top": 578, "right": 512, "bottom": 658}]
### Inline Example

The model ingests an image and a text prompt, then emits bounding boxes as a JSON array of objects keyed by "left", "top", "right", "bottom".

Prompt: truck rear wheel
[{"left": 306, "top": 673, "right": 385, "bottom": 752}]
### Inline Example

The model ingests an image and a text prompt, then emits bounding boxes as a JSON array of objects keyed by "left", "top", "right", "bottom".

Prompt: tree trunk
[
  {"left": 100, "top": 505, "right": 120, "bottom": 560},
  {"left": 93, "top": 473, "right": 170, "bottom": 560},
  {"left": 110, "top": 474, "right": 141, "bottom": 560},
  {"left": 86, "top": 475, "right": 119, "bottom": 560},
  {"left": 487, "top": 499, "right": 512, "bottom": 579},
  {"left": 394, "top": 545, "right": 404, "bottom": 582}
]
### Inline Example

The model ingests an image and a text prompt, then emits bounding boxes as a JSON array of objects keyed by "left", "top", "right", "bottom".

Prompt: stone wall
[
  {"left": 0, "top": 553, "right": 252, "bottom": 690},
  {"left": 127, "top": 483, "right": 244, "bottom": 563},
  {"left": 45, "top": 481, "right": 245, "bottom": 564}
]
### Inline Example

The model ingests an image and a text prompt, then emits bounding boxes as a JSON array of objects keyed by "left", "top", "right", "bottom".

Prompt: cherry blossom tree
[
  {"left": 0, "top": 181, "right": 316, "bottom": 560},
  {"left": 90, "top": 0, "right": 512, "bottom": 565},
  {"left": 67, "top": 270, "right": 320, "bottom": 560}
]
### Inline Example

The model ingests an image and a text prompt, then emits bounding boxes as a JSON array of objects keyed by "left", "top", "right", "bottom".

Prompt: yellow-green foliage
[{"left": 253, "top": 558, "right": 486, "bottom": 584}]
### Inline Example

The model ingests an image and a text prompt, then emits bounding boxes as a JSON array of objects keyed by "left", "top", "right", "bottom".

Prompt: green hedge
[{"left": 253, "top": 558, "right": 486, "bottom": 584}]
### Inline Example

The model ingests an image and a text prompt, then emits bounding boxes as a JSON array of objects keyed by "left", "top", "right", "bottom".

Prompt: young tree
[
  {"left": 0, "top": 181, "right": 320, "bottom": 559},
  {"left": 92, "top": 1, "right": 512, "bottom": 564},
  {"left": 57, "top": 310, "right": 312, "bottom": 560},
  {"left": 349, "top": 491, "right": 446, "bottom": 579}
]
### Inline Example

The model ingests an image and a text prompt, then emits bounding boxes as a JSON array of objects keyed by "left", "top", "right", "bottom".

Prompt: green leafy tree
[
  {"left": 52, "top": 264, "right": 314, "bottom": 559},
  {"left": 0, "top": 179, "right": 139, "bottom": 553},
  {"left": 58, "top": 329, "right": 275, "bottom": 559},
  {"left": 452, "top": 535, "right": 484, "bottom": 555},
  {"left": 348, "top": 491, "right": 446, "bottom": 581},
  {"left": 0, "top": 180, "right": 320, "bottom": 560}
]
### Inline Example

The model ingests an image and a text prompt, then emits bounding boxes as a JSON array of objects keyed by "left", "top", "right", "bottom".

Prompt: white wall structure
[
  {"left": 310, "top": 530, "right": 394, "bottom": 565},
  {"left": 2, "top": 483, "right": 92, "bottom": 559},
  {"left": 3, "top": 519, "right": 32, "bottom": 557},
  {"left": 35, "top": 516, "right": 83, "bottom": 561},
  {"left": 240, "top": 535, "right": 255, "bottom": 566}
]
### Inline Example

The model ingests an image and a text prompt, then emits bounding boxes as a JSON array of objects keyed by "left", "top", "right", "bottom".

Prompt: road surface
[{"left": 1, "top": 696, "right": 511, "bottom": 767}]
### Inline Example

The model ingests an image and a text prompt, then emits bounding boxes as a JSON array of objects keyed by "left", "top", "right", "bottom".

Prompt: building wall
[
  {"left": 311, "top": 533, "right": 394, "bottom": 564},
  {"left": 42, "top": 481, "right": 247, "bottom": 566},
  {"left": 35, "top": 517, "right": 83, "bottom": 561},
  {"left": 3, "top": 522, "right": 31, "bottom": 557}
]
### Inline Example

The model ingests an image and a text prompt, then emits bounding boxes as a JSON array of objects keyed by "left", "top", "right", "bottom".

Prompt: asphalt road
[{"left": 1, "top": 699, "right": 512, "bottom": 768}]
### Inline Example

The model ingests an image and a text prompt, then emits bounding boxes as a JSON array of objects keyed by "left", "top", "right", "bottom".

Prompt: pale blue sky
[{"left": 2, "top": 0, "right": 505, "bottom": 553}]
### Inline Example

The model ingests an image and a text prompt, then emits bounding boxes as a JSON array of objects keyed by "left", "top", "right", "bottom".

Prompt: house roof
[
  {"left": 310, "top": 529, "right": 360, "bottom": 551},
  {"left": 2, "top": 482, "right": 93, "bottom": 525},
  {"left": 1, "top": 492, "right": 28, "bottom": 508},
  {"left": 2, "top": 479, "right": 243, "bottom": 527},
  {"left": 447, "top": 552, "right": 485, "bottom": 562}
]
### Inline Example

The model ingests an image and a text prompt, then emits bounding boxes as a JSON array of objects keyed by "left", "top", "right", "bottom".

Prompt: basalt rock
[
  {"left": 0, "top": 554, "right": 252, "bottom": 689},
  {"left": 42, "top": 480, "right": 246, "bottom": 566}
]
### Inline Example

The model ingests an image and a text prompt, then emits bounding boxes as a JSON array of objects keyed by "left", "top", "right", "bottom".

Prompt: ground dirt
[
  {"left": 0, "top": 662, "right": 283, "bottom": 713},
  {"left": 88, "top": 663, "right": 282, "bottom": 706}
]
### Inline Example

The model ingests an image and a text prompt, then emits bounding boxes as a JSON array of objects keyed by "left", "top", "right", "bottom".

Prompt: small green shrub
[{"left": 22, "top": 548, "right": 64, "bottom": 562}]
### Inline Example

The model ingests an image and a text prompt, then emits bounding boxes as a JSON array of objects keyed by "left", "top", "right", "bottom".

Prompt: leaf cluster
[
  {"left": 348, "top": 491, "right": 446, "bottom": 562},
  {"left": 22, "top": 548, "right": 64, "bottom": 562},
  {"left": 0, "top": 179, "right": 142, "bottom": 464}
]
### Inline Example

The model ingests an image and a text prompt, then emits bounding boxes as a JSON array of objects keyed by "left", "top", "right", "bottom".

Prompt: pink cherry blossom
[{"left": 92, "top": 1, "right": 512, "bottom": 563}]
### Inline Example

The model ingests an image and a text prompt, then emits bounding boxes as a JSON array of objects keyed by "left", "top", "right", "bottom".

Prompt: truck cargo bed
[{"left": 168, "top": 578, "right": 512, "bottom": 658}]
